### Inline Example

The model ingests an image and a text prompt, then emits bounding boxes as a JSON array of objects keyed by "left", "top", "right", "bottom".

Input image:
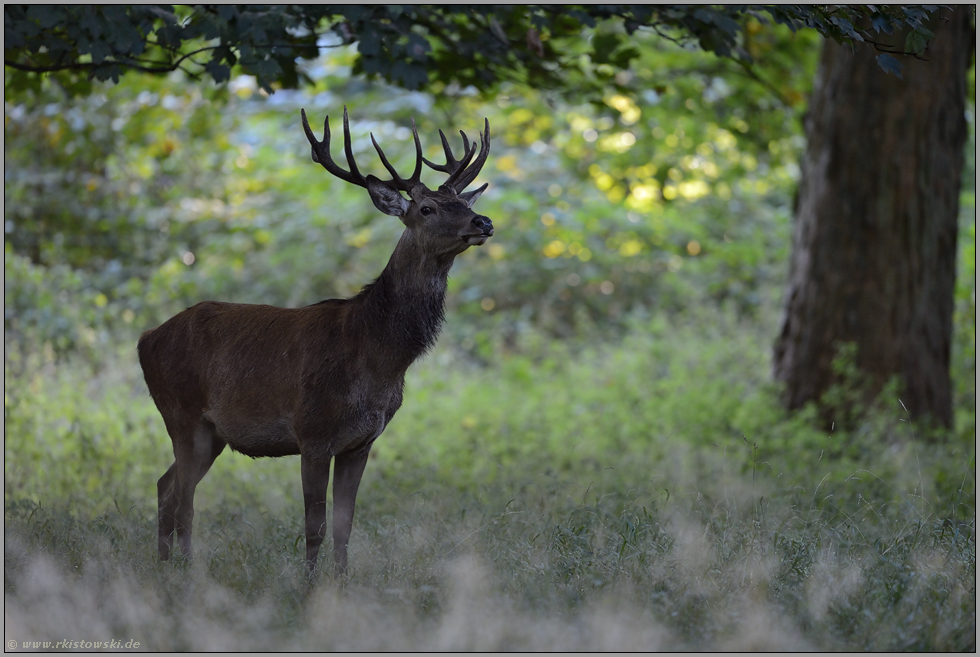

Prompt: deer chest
[{"left": 297, "top": 377, "right": 405, "bottom": 457}]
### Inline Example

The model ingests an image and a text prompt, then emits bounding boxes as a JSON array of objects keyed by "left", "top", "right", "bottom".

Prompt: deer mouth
[{"left": 462, "top": 230, "right": 492, "bottom": 246}]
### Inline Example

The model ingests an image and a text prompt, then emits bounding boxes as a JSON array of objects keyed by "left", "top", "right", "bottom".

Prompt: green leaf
[
  {"left": 611, "top": 46, "right": 640, "bottom": 70},
  {"left": 870, "top": 15, "right": 894, "bottom": 34},
  {"left": 25, "top": 4, "right": 63, "bottom": 29},
  {"left": 591, "top": 33, "right": 622, "bottom": 66},
  {"left": 875, "top": 53, "right": 904, "bottom": 78},
  {"left": 828, "top": 15, "right": 863, "bottom": 42},
  {"left": 205, "top": 62, "right": 232, "bottom": 84},
  {"left": 358, "top": 32, "right": 382, "bottom": 57},
  {"left": 904, "top": 27, "right": 934, "bottom": 56}
]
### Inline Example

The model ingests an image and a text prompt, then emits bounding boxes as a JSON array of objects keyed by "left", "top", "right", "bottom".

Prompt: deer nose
[{"left": 472, "top": 215, "right": 493, "bottom": 235}]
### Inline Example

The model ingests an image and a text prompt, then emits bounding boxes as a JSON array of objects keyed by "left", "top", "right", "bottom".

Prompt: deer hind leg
[
  {"left": 167, "top": 419, "right": 225, "bottom": 560},
  {"left": 157, "top": 462, "right": 179, "bottom": 559},
  {"left": 332, "top": 447, "right": 372, "bottom": 575}
]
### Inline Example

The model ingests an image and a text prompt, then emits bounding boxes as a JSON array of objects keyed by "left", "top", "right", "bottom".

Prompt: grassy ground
[{"left": 4, "top": 312, "right": 975, "bottom": 651}]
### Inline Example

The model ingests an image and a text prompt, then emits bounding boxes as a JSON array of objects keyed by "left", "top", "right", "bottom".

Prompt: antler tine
[
  {"left": 457, "top": 129, "right": 473, "bottom": 158},
  {"left": 423, "top": 129, "right": 476, "bottom": 175},
  {"left": 441, "top": 132, "right": 477, "bottom": 190},
  {"left": 407, "top": 119, "right": 423, "bottom": 186},
  {"left": 450, "top": 118, "right": 491, "bottom": 193},
  {"left": 369, "top": 117, "right": 424, "bottom": 193},
  {"left": 421, "top": 130, "right": 453, "bottom": 172},
  {"left": 300, "top": 107, "right": 368, "bottom": 189},
  {"left": 341, "top": 106, "right": 363, "bottom": 180}
]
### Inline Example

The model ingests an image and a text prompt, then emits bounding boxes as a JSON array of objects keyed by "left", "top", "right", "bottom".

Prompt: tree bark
[{"left": 773, "top": 8, "right": 973, "bottom": 429}]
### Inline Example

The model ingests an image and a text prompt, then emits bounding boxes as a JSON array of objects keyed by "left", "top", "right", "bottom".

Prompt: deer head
[{"left": 300, "top": 107, "right": 493, "bottom": 260}]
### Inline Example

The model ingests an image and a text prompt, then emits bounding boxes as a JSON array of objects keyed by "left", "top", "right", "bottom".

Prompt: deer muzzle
[{"left": 462, "top": 215, "right": 493, "bottom": 245}]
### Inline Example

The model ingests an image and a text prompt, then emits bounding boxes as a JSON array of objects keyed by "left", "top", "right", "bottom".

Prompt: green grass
[{"left": 4, "top": 312, "right": 976, "bottom": 651}]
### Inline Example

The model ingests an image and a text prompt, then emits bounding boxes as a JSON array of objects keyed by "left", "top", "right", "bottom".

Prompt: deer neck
[{"left": 352, "top": 230, "right": 455, "bottom": 372}]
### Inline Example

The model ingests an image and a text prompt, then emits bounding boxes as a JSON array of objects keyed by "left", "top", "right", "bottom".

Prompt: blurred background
[{"left": 5, "top": 24, "right": 814, "bottom": 357}]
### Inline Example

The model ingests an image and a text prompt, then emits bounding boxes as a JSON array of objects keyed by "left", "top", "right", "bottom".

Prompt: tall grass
[{"left": 4, "top": 311, "right": 975, "bottom": 651}]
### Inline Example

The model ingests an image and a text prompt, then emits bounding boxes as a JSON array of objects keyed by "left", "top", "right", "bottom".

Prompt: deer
[{"left": 137, "top": 107, "right": 493, "bottom": 575}]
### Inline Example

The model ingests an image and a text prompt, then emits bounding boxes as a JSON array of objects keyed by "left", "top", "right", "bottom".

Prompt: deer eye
[{"left": 420, "top": 205, "right": 434, "bottom": 216}]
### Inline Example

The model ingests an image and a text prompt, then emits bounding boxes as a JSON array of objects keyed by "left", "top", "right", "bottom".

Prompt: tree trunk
[{"left": 773, "top": 8, "right": 973, "bottom": 429}]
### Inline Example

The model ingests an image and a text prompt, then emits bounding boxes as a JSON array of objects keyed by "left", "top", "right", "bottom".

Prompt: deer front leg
[
  {"left": 301, "top": 454, "right": 332, "bottom": 573},
  {"left": 332, "top": 447, "right": 371, "bottom": 575}
]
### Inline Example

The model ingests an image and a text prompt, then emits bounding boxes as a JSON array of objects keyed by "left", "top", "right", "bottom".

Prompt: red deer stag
[{"left": 138, "top": 107, "right": 492, "bottom": 574}]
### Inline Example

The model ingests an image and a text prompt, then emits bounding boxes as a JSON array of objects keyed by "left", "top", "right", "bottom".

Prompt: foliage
[
  {"left": 4, "top": 34, "right": 814, "bottom": 352},
  {"left": 953, "top": 109, "right": 977, "bottom": 432},
  {"left": 5, "top": 17, "right": 974, "bottom": 359},
  {"left": 4, "top": 5, "right": 322, "bottom": 93},
  {"left": 5, "top": 5, "right": 945, "bottom": 97},
  {"left": 3, "top": 74, "right": 243, "bottom": 349}
]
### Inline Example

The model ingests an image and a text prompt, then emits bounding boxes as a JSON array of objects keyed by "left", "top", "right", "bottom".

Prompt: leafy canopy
[{"left": 5, "top": 4, "right": 943, "bottom": 95}]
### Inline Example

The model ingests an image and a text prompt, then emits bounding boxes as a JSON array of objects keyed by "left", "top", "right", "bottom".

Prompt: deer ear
[
  {"left": 366, "top": 176, "right": 410, "bottom": 217},
  {"left": 458, "top": 183, "right": 488, "bottom": 208}
]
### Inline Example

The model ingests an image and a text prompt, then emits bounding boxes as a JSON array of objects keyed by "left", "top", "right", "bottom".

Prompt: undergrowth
[{"left": 4, "top": 312, "right": 976, "bottom": 651}]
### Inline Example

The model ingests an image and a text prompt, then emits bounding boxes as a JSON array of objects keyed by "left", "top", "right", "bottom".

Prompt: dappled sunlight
[
  {"left": 677, "top": 180, "right": 710, "bottom": 200},
  {"left": 606, "top": 94, "right": 642, "bottom": 125},
  {"left": 14, "top": 54, "right": 814, "bottom": 339}
]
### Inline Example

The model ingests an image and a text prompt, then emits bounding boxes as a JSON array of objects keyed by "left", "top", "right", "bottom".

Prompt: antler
[
  {"left": 301, "top": 106, "right": 367, "bottom": 188},
  {"left": 370, "top": 119, "right": 423, "bottom": 193},
  {"left": 424, "top": 119, "right": 491, "bottom": 195},
  {"left": 300, "top": 106, "right": 424, "bottom": 193},
  {"left": 423, "top": 130, "right": 476, "bottom": 180}
]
